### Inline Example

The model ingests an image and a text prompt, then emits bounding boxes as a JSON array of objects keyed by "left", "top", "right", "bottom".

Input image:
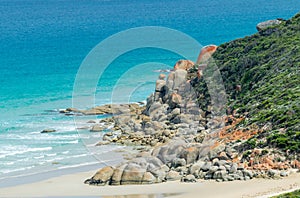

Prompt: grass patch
[{"left": 272, "top": 189, "right": 300, "bottom": 198}]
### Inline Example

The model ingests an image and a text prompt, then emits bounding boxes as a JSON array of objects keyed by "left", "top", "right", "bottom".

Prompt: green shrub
[{"left": 272, "top": 189, "right": 300, "bottom": 198}]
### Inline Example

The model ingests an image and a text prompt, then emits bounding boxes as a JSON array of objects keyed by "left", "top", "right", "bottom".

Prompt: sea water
[{"left": 0, "top": 0, "right": 299, "bottom": 181}]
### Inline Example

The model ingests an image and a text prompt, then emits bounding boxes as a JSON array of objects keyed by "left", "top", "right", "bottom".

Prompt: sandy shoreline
[
  {"left": 1, "top": 169, "right": 299, "bottom": 198},
  {"left": 0, "top": 148, "right": 131, "bottom": 189}
]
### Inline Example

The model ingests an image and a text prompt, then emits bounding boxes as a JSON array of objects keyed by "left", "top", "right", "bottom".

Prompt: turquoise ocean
[{"left": 0, "top": 0, "right": 299, "bottom": 183}]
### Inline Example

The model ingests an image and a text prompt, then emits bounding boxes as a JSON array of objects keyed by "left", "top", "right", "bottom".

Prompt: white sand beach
[{"left": 0, "top": 170, "right": 299, "bottom": 198}]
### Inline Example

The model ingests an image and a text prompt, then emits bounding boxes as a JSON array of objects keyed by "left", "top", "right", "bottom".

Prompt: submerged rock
[
  {"left": 90, "top": 125, "right": 104, "bottom": 132},
  {"left": 41, "top": 129, "right": 56, "bottom": 133},
  {"left": 95, "top": 141, "right": 110, "bottom": 146}
]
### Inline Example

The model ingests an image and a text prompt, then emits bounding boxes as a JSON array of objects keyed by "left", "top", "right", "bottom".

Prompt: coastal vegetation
[{"left": 206, "top": 13, "right": 300, "bottom": 155}]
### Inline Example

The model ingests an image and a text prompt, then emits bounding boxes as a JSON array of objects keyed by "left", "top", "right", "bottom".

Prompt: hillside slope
[{"left": 200, "top": 13, "right": 300, "bottom": 156}]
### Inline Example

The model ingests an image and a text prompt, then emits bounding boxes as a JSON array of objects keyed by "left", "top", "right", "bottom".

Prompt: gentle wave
[
  {"left": 2, "top": 162, "right": 14, "bottom": 166},
  {"left": 0, "top": 147, "right": 52, "bottom": 159},
  {"left": 42, "top": 153, "right": 90, "bottom": 163},
  {"left": 3, "top": 133, "right": 79, "bottom": 141},
  {"left": 45, "top": 153, "right": 57, "bottom": 157},
  {"left": 56, "top": 161, "right": 100, "bottom": 170},
  {"left": 0, "top": 166, "right": 35, "bottom": 174},
  {"left": 33, "top": 155, "right": 45, "bottom": 159}
]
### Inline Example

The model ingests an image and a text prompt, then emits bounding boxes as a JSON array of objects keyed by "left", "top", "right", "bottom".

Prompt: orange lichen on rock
[
  {"left": 216, "top": 116, "right": 263, "bottom": 143},
  {"left": 245, "top": 155, "right": 291, "bottom": 171},
  {"left": 171, "top": 93, "right": 182, "bottom": 104},
  {"left": 173, "top": 60, "right": 194, "bottom": 71},
  {"left": 291, "top": 160, "right": 300, "bottom": 169},
  {"left": 196, "top": 45, "right": 218, "bottom": 64},
  {"left": 220, "top": 129, "right": 260, "bottom": 142},
  {"left": 199, "top": 116, "right": 298, "bottom": 173}
]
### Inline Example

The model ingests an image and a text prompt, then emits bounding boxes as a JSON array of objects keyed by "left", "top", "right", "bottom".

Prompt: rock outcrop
[
  {"left": 90, "top": 125, "right": 104, "bottom": 132},
  {"left": 85, "top": 138, "right": 259, "bottom": 185},
  {"left": 60, "top": 103, "right": 143, "bottom": 116},
  {"left": 82, "top": 14, "right": 300, "bottom": 185},
  {"left": 256, "top": 19, "right": 282, "bottom": 32},
  {"left": 85, "top": 45, "right": 234, "bottom": 186}
]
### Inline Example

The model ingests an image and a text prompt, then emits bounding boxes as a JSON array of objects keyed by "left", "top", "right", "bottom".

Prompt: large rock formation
[{"left": 85, "top": 45, "right": 234, "bottom": 186}]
